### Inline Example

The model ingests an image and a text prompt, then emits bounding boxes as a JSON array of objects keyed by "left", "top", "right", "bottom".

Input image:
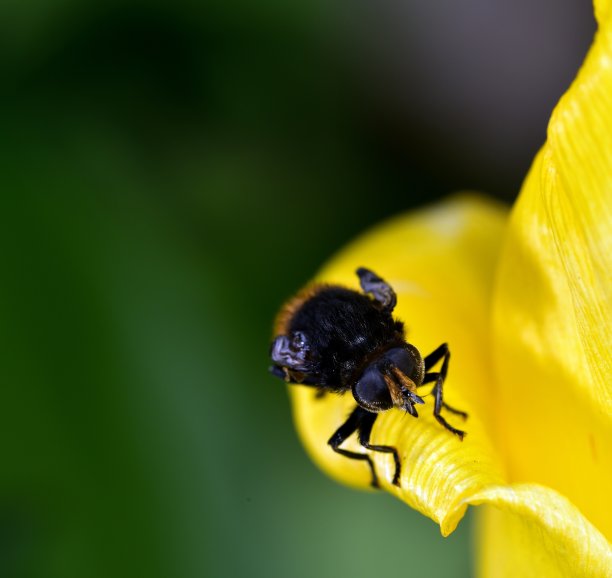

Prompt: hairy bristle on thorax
[{"left": 273, "top": 283, "right": 330, "bottom": 336}]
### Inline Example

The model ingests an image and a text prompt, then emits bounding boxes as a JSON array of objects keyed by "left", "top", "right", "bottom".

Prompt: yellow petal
[
  {"left": 491, "top": 0, "right": 612, "bottom": 542},
  {"left": 289, "top": 195, "right": 509, "bottom": 533},
  {"left": 595, "top": 0, "right": 611, "bottom": 23},
  {"left": 288, "top": 197, "right": 612, "bottom": 574},
  {"left": 475, "top": 485, "right": 612, "bottom": 578},
  {"left": 287, "top": 5, "right": 612, "bottom": 574}
]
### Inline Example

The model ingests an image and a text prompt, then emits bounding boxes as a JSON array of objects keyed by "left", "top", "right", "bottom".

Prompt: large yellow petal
[
  {"left": 289, "top": 196, "right": 612, "bottom": 576},
  {"left": 287, "top": 3, "right": 612, "bottom": 574},
  {"left": 491, "top": 0, "right": 612, "bottom": 543},
  {"left": 475, "top": 485, "right": 612, "bottom": 578},
  {"left": 290, "top": 195, "right": 509, "bottom": 534}
]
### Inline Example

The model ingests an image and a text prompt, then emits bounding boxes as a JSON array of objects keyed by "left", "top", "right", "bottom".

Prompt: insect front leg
[
  {"left": 422, "top": 343, "right": 466, "bottom": 439},
  {"left": 422, "top": 372, "right": 467, "bottom": 417},
  {"left": 328, "top": 407, "right": 381, "bottom": 488},
  {"left": 357, "top": 410, "right": 402, "bottom": 486}
]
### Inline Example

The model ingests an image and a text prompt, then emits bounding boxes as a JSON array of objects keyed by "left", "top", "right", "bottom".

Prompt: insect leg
[
  {"left": 328, "top": 406, "right": 380, "bottom": 488},
  {"left": 421, "top": 372, "right": 467, "bottom": 418},
  {"left": 356, "top": 267, "right": 397, "bottom": 312},
  {"left": 423, "top": 343, "right": 448, "bottom": 370},
  {"left": 358, "top": 411, "right": 402, "bottom": 486},
  {"left": 427, "top": 346, "right": 466, "bottom": 439}
]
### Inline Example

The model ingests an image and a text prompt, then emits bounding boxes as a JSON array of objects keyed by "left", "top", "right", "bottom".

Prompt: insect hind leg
[{"left": 356, "top": 268, "right": 397, "bottom": 312}]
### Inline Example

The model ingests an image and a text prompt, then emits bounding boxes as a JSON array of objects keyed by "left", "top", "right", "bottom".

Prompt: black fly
[{"left": 269, "top": 268, "right": 467, "bottom": 487}]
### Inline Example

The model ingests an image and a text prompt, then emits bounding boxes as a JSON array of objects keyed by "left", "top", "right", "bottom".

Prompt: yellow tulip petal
[
  {"left": 475, "top": 485, "right": 612, "bottom": 578},
  {"left": 492, "top": 0, "right": 612, "bottom": 541},
  {"left": 288, "top": 198, "right": 612, "bottom": 575},
  {"left": 290, "top": 195, "right": 509, "bottom": 533},
  {"left": 595, "top": 0, "right": 611, "bottom": 24},
  {"left": 287, "top": 4, "right": 612, "bottom": 573}
]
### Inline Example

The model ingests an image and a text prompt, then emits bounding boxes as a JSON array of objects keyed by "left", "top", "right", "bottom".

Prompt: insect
[{"left": 269, "top": 267, "right": 467, "bottom": 488}]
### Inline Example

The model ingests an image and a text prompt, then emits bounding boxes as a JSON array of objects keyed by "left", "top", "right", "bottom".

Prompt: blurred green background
[{"left": 0, "top": 1, "right": 594, "bottom": 577}]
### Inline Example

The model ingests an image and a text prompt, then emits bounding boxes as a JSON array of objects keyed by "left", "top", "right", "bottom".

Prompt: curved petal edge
[{"left": 473, "top": 484, "right": 612, "bottom": 578}]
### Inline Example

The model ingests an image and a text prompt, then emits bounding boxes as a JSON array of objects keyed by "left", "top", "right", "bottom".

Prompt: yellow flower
[{"left": 286, "top": 1, "right": 612, "bottom": 575}]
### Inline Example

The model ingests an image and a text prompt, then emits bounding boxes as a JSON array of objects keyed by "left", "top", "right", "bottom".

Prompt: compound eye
[
  {"left": 352, "top": 366, "right": 393, "bottom": 412},
  {"left": 270, "top": 332, "right": 312, "bottom": 372},
  {"left": 385, "top": 347, "right": 415, "bottom": 377}
]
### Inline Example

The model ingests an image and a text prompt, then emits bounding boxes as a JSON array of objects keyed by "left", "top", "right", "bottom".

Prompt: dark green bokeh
[
  {"left": 0, "top": 145, "right": 471, "bottom": 578},
  {"left": 0, "top": 1, "right": 594, "bottom": 577}
]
